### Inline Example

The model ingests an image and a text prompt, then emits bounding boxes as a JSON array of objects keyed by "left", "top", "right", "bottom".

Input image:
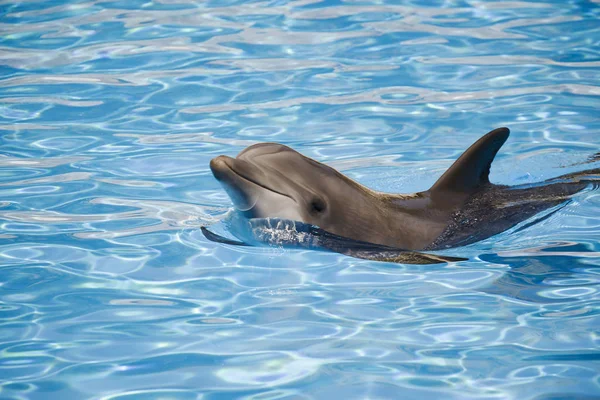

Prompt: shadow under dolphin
[{"left": 204, "top": 128, "right": 599, "bottom": 264}]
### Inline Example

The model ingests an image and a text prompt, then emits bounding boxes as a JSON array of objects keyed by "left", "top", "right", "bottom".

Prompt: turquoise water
[{"left": 1, "top": 0, "right": 600, "bottom": 398}]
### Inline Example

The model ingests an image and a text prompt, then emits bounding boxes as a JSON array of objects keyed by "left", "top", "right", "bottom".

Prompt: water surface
[{"left": 1, "top": 0, "right": 600, "bottom": 399}]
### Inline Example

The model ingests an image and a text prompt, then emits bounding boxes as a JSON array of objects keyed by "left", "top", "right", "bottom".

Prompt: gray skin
[{"left": 209, "top": 127, "right": 599, "bottom": 252}]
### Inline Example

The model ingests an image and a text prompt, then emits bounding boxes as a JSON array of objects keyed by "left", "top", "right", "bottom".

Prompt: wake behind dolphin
[{"left": 205, "top": 128, "right": 599, "bottom": 264}]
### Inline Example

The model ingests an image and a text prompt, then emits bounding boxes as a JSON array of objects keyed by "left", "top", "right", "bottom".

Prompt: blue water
[{"left": 1, "top": 0, "right": 600, "bottom": 399}]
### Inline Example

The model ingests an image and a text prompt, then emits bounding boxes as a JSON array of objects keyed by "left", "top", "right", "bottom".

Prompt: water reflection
[
  {"left": 480, "top": 242, "right": 600, "bottom": 304},
  {"left": 1, "top": 0, "right": 599, "bottom": 399}
]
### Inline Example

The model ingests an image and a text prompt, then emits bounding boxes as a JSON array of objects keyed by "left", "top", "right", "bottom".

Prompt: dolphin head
[{"left": 210, "top": 143, "right": 376, "bottom": 230}]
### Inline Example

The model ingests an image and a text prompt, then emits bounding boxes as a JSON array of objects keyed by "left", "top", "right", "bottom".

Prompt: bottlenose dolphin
[{"left": 205, "top": 128, "right": 599, "bottom": 263}]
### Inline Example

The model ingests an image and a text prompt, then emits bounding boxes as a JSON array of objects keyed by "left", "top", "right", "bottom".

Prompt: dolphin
[{"left": 205, "top": 127, "right": 599, "bottom": 264}]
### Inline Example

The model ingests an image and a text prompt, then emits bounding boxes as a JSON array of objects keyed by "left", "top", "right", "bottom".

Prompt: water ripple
[{"left": 1, "top": 0, "right": 599, "bottom": 399}]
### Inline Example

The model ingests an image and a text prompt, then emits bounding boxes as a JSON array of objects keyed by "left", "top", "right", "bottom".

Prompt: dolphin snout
[
  {"left": 209, "top": 155, "right": 234, "bottom": 182},
  {"left": 211, "top": 155, "right": 268, "bottom": 186},
  {"left": 209, "top": 155, "right": 259, "bottom": 211}
]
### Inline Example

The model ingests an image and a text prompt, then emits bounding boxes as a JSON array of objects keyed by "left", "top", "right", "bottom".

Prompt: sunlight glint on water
[{"left": 0, "top": 0, "right": 599, "bottom": 399}]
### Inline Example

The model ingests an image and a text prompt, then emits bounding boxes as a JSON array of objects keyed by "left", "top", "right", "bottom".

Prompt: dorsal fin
[{"left": 430, "top": 127, "right": 510, "bottom": 194}]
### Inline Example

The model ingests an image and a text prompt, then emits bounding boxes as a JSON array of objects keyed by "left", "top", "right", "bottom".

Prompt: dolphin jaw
[{"left": 210, "top": 156, "right": 257, "bottom": 211}]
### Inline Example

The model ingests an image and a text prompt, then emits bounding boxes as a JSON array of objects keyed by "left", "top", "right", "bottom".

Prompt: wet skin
[{"left": 209, "top": 128, "right": 599, "bottom": 253}]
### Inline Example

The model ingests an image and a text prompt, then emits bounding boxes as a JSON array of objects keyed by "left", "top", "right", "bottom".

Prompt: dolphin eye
[{"left": 310, "top": 198, "right": 326, "bottom": 214}]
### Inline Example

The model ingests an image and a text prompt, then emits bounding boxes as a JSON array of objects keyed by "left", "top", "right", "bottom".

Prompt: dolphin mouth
[{"left": 209, "top": 155, "right": 296, "bottom": 210}]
